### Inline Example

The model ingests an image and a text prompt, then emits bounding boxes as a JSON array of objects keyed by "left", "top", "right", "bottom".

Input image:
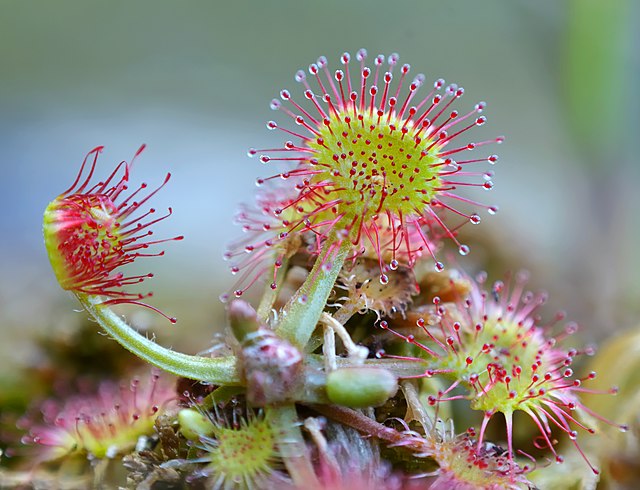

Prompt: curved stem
[
  {"left": 275, "top": 238, "right": 351, "bottom": 349},
  {"left": 76, "top": 293, "right": 241, "bottom": 384}
]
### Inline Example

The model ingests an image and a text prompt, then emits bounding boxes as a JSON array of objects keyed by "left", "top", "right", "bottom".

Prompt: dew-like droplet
[
  {"left": 459, "top": 244, "right": 470, "bottom": 256},
  {"left": 488, "top": 205, "right": 498, "bottom": 215},
  {"left": 435, "top": 261, "right": 445, "bottom": 272},
  {"left": 298, "top": 294, "right": 308, "bottom": 305},
  {"left": 380, "top": 274, "right": 389, "bottom": 285},
  {"left": 470, "top": 214, "right": 481, "bottom": 225},
  {"left": 389, "top": 259, "right": 399, "bottom": 270},
  {"left": 475, "top": 101, "right": 487, "bottom": 112}
]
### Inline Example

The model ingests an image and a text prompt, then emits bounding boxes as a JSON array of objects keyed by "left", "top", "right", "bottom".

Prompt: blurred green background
[{"left": 0, "top": 0, "right": 638, "bottom": 399}]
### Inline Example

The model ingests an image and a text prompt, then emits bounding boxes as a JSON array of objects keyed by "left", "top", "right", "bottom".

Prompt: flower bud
[
  {"left": 326, "top": 367, "right": 398, "bottom": 408},
  {"left": 228, "top": 300, "right": 260, "bottom": 343},
  {"left": 178, "top": 408, "right": 215, "bottom": 441},
  {"left": 240, "top": 328, "right": 304, "bottom": 406}
]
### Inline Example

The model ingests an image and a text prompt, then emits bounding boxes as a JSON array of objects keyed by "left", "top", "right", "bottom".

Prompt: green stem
[
  {"left": 275, "top": 238, "right": 351, "bottom": 349},
  {"left": 266, "top": 404, "right": 319, "bottom": 489},
  {"left": 334, "top": 356, "right": 430, "bottom": 378},
  {"left": 77, "top": 293, "right": 241, "bottom": 384}
]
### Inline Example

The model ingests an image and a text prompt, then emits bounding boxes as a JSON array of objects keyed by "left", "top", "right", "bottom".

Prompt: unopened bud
[
  {"left": 326, "top": 367, "right": 398, "bottom": 408},
  {"left": 178, "top": 408, "right": 215, "bottom": 440},
  {"left": 240, "top": 329, "right": 303, "bottom": 406},
  {"left": 228, "top": 300, "right": 260, "bottom": 343}
]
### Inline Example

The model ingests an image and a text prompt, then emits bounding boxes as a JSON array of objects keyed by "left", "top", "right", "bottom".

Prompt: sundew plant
[{"left": 29, "top": 50, "right": 629, "bottom": 489}]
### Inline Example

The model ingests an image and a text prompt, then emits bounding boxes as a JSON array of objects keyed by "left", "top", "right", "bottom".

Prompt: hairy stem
[
  {"left": 275, "top": 238, "right": 351, "bottom": 349},
  {"left": 77, "top": 293, "right": 241, "bottom": 384}
]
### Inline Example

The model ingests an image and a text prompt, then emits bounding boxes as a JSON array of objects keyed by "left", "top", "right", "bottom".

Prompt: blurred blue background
[{"left": 0, "top": 0, "right": 638, "bottom": 366}]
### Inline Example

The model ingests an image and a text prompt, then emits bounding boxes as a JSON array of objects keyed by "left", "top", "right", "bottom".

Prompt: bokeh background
[{"left": 0, "top": 0, "right": 638, "bottom": 446}]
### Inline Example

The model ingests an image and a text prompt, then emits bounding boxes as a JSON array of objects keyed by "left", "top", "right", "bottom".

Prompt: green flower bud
[
  {"left": 326, "top": 367, "right": 398, "bottom": 408},
  {"left": 178, "top": 408, "right": 215, "bottom": 441},
  {"left": 228, "top": 300, "right": 261, "bottom": 343}
]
